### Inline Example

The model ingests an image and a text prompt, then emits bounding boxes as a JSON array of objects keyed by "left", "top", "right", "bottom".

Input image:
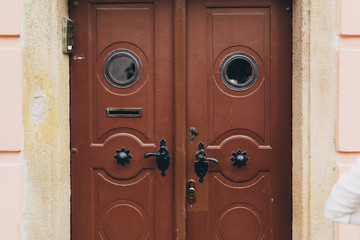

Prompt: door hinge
[{"left": 62, "top": 17, "right": 74, "bottom": 54}]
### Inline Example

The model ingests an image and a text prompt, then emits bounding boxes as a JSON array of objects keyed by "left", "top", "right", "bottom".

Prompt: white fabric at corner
[{"left": 325, "top": 157, "right": 360, "bottom": 225}]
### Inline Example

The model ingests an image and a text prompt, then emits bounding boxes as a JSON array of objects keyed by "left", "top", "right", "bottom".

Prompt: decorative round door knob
[
  {"left": 230, "top": 150, "right": 249, "bottom": 168},
  {"left": 114, "top": 147, "right": 133, "bottom": 166}
]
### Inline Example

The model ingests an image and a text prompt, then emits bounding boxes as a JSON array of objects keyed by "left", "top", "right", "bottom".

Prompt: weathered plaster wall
[
  {"left": 292, "top": 0, "right": 338, "bottom": 239},
  {"left": 23, "top": 0, "right": 70, "bottom": 239}
]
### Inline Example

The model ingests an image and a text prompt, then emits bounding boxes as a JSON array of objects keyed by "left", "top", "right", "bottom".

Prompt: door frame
[
  {"left": 173, "top": 0, "right": 187, "bottom": 238},
  {"left": 22, "top": 0, "right": 338, "bottom": 239}
]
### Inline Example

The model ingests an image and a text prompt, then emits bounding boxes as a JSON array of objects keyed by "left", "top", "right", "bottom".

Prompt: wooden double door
[{"left": 70, "top": 0, "right": 292, "bottom": 239}]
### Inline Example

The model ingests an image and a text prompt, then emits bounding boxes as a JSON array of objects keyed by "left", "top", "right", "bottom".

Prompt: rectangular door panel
[
  {"left": 207, "top": 8, "right": 270, "bottom": 146},
  {"left": 92, "top": 4, "right": 155, "bottom": 145},
  {"left": 93, "top": 169, "right": 155, "bottom": 239},
  {"left": 208, "top": 172, "right": 271, "bottom": 239}
]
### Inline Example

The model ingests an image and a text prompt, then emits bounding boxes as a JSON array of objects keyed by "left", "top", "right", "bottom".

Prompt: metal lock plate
[
  {"left": 189, "top": 127, "right": 198, "bottom": 140},
  {"left": 187, "top": 179, "right": 196, "bottom": 204},
  {"left": 62, "top": 17, "right": 74, "bottom": 54}
]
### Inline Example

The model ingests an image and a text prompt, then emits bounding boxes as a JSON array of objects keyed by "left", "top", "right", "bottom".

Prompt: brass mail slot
[{"left": 106, "top": 108, "right": 142, "bottom": 118}]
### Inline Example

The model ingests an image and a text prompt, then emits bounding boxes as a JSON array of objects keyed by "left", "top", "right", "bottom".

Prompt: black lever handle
[
  {"left": 206, "top": 157, "right": 219, "bottom": 164},
  {"left": 194, "top": 142, "right": 219, "bottom": 183},
  {"left": 144, "top": 152, "right": 157, "bottom": 158},
  {"left": 144, "top": 139, "right": 170, "bottom": 177}
]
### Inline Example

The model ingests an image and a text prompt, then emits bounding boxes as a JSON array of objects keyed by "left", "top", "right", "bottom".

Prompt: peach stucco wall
[
  {"left": 337, "top": 0, "right": 360, "bottom": 238},
  {"left": 0, "top": 0, "right": 23, "bottom": 239}
]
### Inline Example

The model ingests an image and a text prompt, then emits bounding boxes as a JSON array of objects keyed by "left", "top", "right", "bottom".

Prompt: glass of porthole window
[
  {"left": 103, "top": 49, "right": 141, "bottom": 88},
  {"left": 220, "top": 52, "right": 259, "bottom": 91}
]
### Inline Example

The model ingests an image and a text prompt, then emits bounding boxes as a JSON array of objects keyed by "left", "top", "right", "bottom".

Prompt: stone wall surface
[
  {"left": 23, "top": 0, "right": 70, "bottom": 239},
  {"left": 292, "top": 0, "right": 338, "bottom": 239}
]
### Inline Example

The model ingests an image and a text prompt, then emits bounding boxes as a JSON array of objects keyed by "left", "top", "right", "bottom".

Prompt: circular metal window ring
[
  {"left": 103, "top": 49, "right": 142, "bottom": 89},
  {"left": 220, "top": 52, "right": 259, "bottom": 92}
]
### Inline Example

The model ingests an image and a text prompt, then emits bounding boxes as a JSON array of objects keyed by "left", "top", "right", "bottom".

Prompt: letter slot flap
[{"left": 106, "top": 108, "right": 142, "bottom": 118}]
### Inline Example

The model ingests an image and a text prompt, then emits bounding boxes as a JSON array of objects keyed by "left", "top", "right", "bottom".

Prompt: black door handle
[
  {"left": 194, "top": 142, "right": 219, "bottom": 183},
  {"left": 144, "top": 139, "right": 170, "bottom": 177}
]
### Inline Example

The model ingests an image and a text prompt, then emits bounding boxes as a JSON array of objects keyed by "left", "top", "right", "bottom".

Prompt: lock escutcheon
[
  {"left": 187, "top": 179, "right": 196, "bottom": 204},
  {"left": 189, "top": 127, "right": 198, "bottom": 141}
]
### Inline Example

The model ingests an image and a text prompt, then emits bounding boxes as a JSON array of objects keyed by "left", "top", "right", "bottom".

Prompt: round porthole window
[
  {"left": 103, "top": 49, "right": 141, "bottom": 88},
  {"left": 220, "top": 52, "right": 259, "bottom": 91}
]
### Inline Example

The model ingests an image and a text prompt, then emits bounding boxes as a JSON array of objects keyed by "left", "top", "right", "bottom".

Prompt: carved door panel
[
  {"left": 70, "top": 1, "right": 174, "bottom": 239},
  {"left": 186, "top": 0, "right": 292, "bottom": 239}
]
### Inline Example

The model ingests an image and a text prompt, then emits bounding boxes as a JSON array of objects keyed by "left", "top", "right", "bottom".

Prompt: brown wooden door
[
  {"left": 186, "top": 0, "right": 292, "bottom": 239},
  {"left": 70, "top": 0, "right": 291, "bottom": 239},
  {"left": 70, "top": 1, "right": 174, "bottom": 239}
]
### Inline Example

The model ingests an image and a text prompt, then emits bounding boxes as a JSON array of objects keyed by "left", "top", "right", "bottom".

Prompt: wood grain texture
[
  {"left": 71, "top": 1, "right": 174, "bottom": 239},
  {"left": 174, "top": 0, "right": 187, "bottom": 239},
  {"left": 186, "top": 0, "right": 291, "bottom": 239}
]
